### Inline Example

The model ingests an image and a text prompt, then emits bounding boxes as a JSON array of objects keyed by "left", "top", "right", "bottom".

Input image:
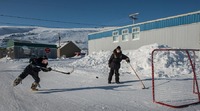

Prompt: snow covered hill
[
  {"left": 0, "top": 26, "right": 111, "bottom": 50},
  {"left": 0, "top": 43, "right": 200, "bottom": 111}
]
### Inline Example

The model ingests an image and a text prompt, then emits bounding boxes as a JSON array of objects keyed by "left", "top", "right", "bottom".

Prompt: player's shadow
[
  {"left": 36, "top": 84, "right": 131, "bottom": 94},
  {"left": 0, "top": 70, "right": 21, "bottom": 72},
  {"left": 120, "top": 78, "right": 152, "bottom": 84}
]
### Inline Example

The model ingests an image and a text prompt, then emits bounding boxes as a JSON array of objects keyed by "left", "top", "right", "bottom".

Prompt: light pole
[
  {"left": 58, "top": 33, "right": 61, "bottom": 48},
  {"left": 129, "top": 13, "right": 139, "bottom": 24},
  {"left": 57, "top": 33, "right": 61, "bottom": 58}
]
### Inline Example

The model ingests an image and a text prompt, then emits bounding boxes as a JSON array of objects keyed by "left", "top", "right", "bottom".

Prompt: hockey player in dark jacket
[
  {"left": 13, "top": 56, "right": 52, "bottom": 91},
  {"left": 108, "top": 46, "right": 130, "bottom": 84}
]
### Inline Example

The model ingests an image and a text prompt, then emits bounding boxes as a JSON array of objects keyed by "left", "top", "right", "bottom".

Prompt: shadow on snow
[{"left": 36, "top": 84, "right": 131, "bottom": 94}]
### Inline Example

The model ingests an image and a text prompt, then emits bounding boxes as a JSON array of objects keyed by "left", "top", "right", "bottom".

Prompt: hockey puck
[{"left": 96, "top": 76, "right": 99, "bottom": 79}]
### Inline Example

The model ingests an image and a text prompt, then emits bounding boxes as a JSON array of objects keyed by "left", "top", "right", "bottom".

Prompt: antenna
[{"left": 129, "top": 12, "right": 139, "bottom": 24}]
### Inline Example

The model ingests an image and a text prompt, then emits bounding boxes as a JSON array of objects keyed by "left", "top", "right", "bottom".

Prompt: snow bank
[
  {"left": 71, "top": 43, "right": 200, "bottom": 79},
  {"left": 70, "top": 51, "right": 111, "bottom": 73}
]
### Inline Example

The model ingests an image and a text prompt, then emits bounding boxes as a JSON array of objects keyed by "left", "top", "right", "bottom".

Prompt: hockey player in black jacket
[
  {"left": 108, "top": 46, "right": 130, "bottom": 84},
  {"left": 13, "top": 56, "right": 52, "bottom": 91}
]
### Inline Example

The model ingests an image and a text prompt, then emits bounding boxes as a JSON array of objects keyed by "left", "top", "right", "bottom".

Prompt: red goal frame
[{"left": 151, "top": 49, "right": 200, "bottom": 108}]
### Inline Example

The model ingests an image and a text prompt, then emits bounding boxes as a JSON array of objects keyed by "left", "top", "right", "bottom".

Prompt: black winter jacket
[
  {"left": 29, "top": 57, "right": 48, "bottom": 72},
  {"left": 108, "top": 50, "right": 129, "bottom": 69}
]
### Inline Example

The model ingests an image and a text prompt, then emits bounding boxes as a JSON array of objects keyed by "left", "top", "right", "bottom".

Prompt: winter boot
[
  {"left": 116, "top": 81, "right": 121, "bottom": 84},
  {"left": 31, "top": 82, "right": 39, "bottom": 91},
  {"left": 13, "top": 77, "right": 22, "bottom": 86}
]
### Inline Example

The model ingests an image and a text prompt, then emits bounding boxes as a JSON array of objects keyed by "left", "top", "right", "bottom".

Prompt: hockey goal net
[{"left": 151, "top": 49, "right": 200, "bottom": 108}]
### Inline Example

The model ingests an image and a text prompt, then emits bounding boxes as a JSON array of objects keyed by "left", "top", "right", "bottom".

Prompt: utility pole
[
  {"left": 58, "top": 33, "right": 61, "bottom": 48},
  {"left": 57, "top": 33, "right": 61, "bottom": 58}
]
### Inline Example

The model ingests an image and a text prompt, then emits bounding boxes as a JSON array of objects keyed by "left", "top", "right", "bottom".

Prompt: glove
[
  {"left": 47, "top": 67, "right": 52, "bottom": 71},
  {"left": 126, "top": 58, "right": 130, "bottom": 63},
  {"left": 108, "top": 64, "right": 111, "bottom": 68}
]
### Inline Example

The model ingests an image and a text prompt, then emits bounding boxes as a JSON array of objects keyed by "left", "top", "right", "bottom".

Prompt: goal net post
[{"left": 151, "top": 49, "right": 200, "bottom": 108}]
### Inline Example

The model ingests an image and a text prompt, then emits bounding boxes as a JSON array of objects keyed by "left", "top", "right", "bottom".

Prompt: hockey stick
[
  {"left": 51, "top": 66, "right": 74, "bottom": 75},
  {"left": 37, "top": 66, "right": 74, "bottom": 75},
  {"left": 128, "top": 63, "right": 147, "bottom": 89}
]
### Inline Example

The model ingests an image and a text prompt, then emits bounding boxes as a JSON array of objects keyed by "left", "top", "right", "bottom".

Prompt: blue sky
[{"left": 0, "top": 0, "right": 200, "bottom": 28}]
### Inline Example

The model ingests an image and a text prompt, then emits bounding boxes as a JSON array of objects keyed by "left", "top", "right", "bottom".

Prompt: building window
[
  {"left": 112, "top": 31, "right": 119, "bottom": 42},
  {"left": 122, "top": 29, "right": 129, "bottom": 41},
  {"left": 132, "top": 27, "right": 140, "bottom": 40}
]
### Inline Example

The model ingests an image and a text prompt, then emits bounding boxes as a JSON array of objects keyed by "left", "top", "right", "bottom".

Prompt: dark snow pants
[
  {"left": 108, "top": 68, "right": 120, "bottom": 83},
  {"left": 18, "top": 65, "right": 40, "bottom": 83}
]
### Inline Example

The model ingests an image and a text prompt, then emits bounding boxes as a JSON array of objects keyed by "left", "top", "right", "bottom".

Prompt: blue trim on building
[{"left": 88, "top": 12, "right": 200, "bottom": 40}]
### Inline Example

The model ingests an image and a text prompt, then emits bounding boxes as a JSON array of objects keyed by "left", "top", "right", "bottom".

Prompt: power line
[
  {"left": 0, "top": 21, "right": 34, "bottom": 26},
  {"left": 0, "top": 21, "right": 61, "bottom": 28},
  {"left": 0, "top": 14, "right": 112, "bottom": 27}
]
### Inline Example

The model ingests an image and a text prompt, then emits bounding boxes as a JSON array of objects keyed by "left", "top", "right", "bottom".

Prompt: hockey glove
[
  {"left": 108, "top": 64, "right": 111, "bottom": 68},
  {"left": 41, "top": 67, "right": 52, "bottom": 72},
  {"left": 126, "top": 58, "right": 130, "bottom": 63},
  {"left": 47, "top": 67, "right": 52, "bottom": 71}
]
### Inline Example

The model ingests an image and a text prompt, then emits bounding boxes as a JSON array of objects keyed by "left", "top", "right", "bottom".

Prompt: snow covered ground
[{"left": 1, "top": 44, "right": 200, "bottom": 111}]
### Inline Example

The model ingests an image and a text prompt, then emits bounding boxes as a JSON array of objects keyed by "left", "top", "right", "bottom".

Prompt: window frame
[
  {"left": 112, "top": 31, "right": 119, "bottom": 42},
  {"left": 121, "top": 29, "right": 129, "bottom": 42},
  {"left": 132, "top": 27, "right": 140, "bottom": 40}
]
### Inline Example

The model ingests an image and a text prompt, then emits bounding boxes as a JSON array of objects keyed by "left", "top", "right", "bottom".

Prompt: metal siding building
[
  {"left": 7, "top": 39, "right": 57, "bottom": 59},
  {"left": 88, "top": 11, "right": 200, "bottom": 54}
]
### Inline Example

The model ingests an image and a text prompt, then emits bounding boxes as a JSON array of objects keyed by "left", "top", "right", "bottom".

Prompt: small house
[{"left": 58, "top": 41, "right": 81, "bottom": 58}]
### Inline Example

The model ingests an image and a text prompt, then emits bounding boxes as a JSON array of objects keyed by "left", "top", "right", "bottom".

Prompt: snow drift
[{"left": 70, "top": 43, "right": 200, "bottom": 79}]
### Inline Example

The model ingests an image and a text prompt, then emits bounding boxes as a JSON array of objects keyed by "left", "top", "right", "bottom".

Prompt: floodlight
[{"left": 129, "top": 12, "right": 139, "bottom": 24}]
